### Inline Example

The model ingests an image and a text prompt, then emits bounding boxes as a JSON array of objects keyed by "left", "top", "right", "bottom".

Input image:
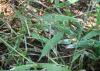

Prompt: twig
[{"left": 35, "top": 1, "right": 48, "bottom": 8}]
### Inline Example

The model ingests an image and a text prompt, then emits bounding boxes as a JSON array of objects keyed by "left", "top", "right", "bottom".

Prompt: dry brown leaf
[
  {"left": 0, "top": 0, "right": 8, "bottom": 3},
  {"left": 0, "top": 3, "right": 14, "bottom": 16}
]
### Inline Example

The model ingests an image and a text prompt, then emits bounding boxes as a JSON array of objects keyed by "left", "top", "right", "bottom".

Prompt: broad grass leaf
[
  {"left": 82, "top": 30, "right": 100, "bottom": 40},
  {"left": 77, "top": 40, "right": 95, "bottom": 48},
  {"left": 11, "top": 64, "right": 33, "bottom": 71},
  {"left": 32, "top": 33, "right": 49, "bottom": 43},
  {"left": 77, "top": 39, "right": 100, "bottom": 48},
  {"left": 42, "top": 14, "right": 70, "bottom": 22},
  {"left": 40, "top": 32, "right": 64, "bottom": 58},
  {"left": 53, "top": 23, "right": 75, "bottom": 35},
  {"left": 39, "top": 63, "right": 71, "bottom": 71},
  {"left": 13, "top": 63, "right": 71, "bottom": 71},
  {"left": 42, "top": 14, "right": 82, "bottom": 36}
]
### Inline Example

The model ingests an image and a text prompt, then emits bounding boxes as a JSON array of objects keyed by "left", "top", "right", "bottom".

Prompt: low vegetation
[{"left": 0, "top": 0, "right": 100, "bottom": 71}]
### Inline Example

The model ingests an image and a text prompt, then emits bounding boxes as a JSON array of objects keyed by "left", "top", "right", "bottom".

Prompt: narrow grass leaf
[
  {"left": 0, "top": 37, "right": 34, "bottom": 63},
  {"left": 96, "top": 6, "right": 100, "bottom": 24},
  {"left": 72, "top": 50, "right": 82, "bottom": 63}
]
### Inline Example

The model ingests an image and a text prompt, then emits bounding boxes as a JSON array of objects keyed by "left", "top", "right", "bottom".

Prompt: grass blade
[
  {"left": 32, "top": 33, "right": 49, "bottom": 43},
  {"left": 82, "top": 30, "right": 100, "bottom": 40},
  {"left": 40, "top": 32, "right": 64, "bottom": 58},
  {"left": 0, "top": 37, "right": 34, "bottom": 63}
]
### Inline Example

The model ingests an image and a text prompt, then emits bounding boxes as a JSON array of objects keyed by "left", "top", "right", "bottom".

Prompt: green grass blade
[
  {"left": 82, "top": 30, "right": 100, "bottom": 40},
  {"left": 40, "top": 32, "right": 64, "bottom": 58},
  {"left": 32, "top": 33, "right": 49, "bottom": 43},
  {"left": 77, "top": 39, "right": 100, "bottom": 48},
  {"left": 0, "top": 37, "right": 34, "bottom": 63},
  {"left": 11, "top": 63, "right": 71, "bottom": 71},
  {"left": 71, "top": 50, "right": 82, "bottom": 63},
  {"left": 11, "top": 64, "right": 34, "bottom": 71},
  {"left": 96, "top": 6, "right": 100, "bottom": 24},
  {"left": 39, "top": 63, "right": 71, "bottom": 71}
]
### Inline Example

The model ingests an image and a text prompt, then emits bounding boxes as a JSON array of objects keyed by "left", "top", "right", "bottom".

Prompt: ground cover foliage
[{"left": 0, "top": 0, "right": 100, "bottom": 71}]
